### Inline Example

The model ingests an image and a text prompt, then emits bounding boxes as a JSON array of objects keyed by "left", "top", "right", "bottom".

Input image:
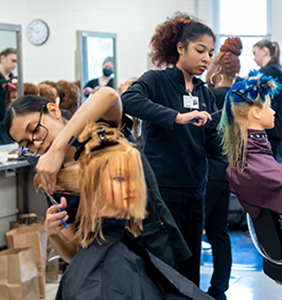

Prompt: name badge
[{"left": 183, "top": 95, "right": 199, "bottom": 109}]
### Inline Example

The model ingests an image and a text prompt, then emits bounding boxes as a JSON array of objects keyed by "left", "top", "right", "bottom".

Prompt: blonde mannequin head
[{"left": 37, "top": 123, "right": 147, "bottom": 247}]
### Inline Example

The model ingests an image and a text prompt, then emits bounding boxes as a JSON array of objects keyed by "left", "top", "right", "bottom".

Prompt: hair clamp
[
  {"left": 90, "top": 130, "right": 119, "bottom": 152},
  {"left": 68, "top": 136, "right": 92, "bottom": 161},
  {"left": 68, "top": 130, "right": 119, "bottom": 161},
  {"left": 232, "top": 90, "right": 254, "bottom": 106}
]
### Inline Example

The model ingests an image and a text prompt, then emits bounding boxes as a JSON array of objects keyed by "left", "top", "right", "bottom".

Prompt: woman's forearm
[
  {"left": 48, "top": 230, "right": 77, "bottom": 264},
  {"left": 53, "top": 87, "right": 122, "bottom": 153}
]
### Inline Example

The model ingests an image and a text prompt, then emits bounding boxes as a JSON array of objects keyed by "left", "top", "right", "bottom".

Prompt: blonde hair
[
  {"left": 36, "top": 123, "right": 147, "bottom": 247},
  {"left": 220, "top": 70, "right": 279, "bottom": 170}
]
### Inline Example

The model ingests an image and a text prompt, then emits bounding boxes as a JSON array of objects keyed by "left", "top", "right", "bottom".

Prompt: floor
[{"left": 44, "top": 231, "right": 282, "bottom": 300}]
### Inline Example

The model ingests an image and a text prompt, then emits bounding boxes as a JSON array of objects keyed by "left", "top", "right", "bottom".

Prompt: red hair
[{"left": 215, "top": 37, "right": 243, "bottom": 79}]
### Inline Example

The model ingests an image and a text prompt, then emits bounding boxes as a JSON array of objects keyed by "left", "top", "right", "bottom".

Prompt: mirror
[
  {"left": 0, "top": 23, "right": 23, "bottom": 144},
  {"left": 76, "top": 31, "right": 117, "bottom": 102}
]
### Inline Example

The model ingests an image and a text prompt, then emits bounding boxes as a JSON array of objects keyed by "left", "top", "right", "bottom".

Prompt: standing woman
[
  {"left": 253, "top": 39, "right": 282, "bottom": 161},
  {"left": 205, "top": 36, "right": 242, "bottom": 300},
  {"left": 0, "top": 47, "right": 17, "bottom": 121},
  {"left": 122, "top": 12, "right": 220, "bottom": 286}
]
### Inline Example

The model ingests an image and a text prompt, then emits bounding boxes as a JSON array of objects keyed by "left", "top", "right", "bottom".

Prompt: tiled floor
[
  {"left": 44, "top": 231, "right": 282, "bottom": 300},
  {"left": 201, "top": 266, "right": 282, "bottom": 300}
]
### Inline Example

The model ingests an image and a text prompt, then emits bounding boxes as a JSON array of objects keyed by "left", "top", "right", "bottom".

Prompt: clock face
[{"left": 27, "top": 19, "right": 49, "bottom": 45}]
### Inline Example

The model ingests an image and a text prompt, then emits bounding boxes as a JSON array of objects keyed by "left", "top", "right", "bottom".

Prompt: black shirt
[
  {"left": 84, "top": 77, "right": 114, "bottom": 89},
  {"left": 0, "top": 73, "right": 8, "bottom": 122},
  {"left": 55, "top": 218, "right": 213, "bottom": 300},
  {"left": 208, "top": 86, "right": 230, "bottom": 181},
  {"left": 121, "top": 65, "right": 221, "bottom": 188},
  {"left": 259, "top": 62, "right": 282, "bottom": 158}
]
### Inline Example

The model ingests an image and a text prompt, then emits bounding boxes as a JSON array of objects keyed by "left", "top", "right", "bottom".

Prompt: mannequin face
[
  {"left": 101, "top": 155, "right": 136, "bottom": 210},
  {"left": 260, "top": 96, "right": 276, "bottom": 129},
  {"left": 248, "top": 96, "right": 275, "bottom": 130}
]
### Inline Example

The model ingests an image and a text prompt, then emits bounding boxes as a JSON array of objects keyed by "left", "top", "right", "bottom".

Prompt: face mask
[{"left": 103, "top": 68, "right": 113, "bottom": 77}]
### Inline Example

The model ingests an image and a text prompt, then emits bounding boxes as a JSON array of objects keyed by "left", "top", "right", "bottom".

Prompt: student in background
[
  {"left": 83, "top": 56, "right": 114, "bottom": 98},
  {"left": 0, "top": 47, "right": 17, "bottom": 121},
  {"left": 253, "top": 39, "right": 282, "bottom": 161},
  {"left": 205, "top": 36, "right": 242, "bottom": 300}
]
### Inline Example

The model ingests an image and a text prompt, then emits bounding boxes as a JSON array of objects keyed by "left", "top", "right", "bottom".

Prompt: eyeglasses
[{"left": 20, "top": 105, "right": 49, "bottom": 157}]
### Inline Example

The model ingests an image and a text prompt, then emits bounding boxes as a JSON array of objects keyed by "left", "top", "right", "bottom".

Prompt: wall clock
[{"left": 27, "top": 19, "right": 49, "bottom": 46}]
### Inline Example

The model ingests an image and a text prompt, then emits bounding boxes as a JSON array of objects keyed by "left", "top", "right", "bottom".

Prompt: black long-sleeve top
[
  {"left": 207, "top": 86, "right": 230, "bottom": 181},
  {"left": 122, "top": 65, "right": 220, "bottom": 188},
  {"left": 259, "top": 62, "right": 282, "bottom": 158},
  {"left": 0, "top": 73, "right": 9, "bottom": 122}
]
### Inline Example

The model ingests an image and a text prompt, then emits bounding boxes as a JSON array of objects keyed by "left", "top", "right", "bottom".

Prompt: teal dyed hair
[{"left": 220, "top": 69, "right": 281, "bottom": 170}]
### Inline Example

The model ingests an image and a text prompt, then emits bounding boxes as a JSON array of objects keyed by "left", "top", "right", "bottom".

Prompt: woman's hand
[
  {"left": 83, "top": 87, "right": 93, "bottom": 96},
  {"left": 36, "top": 143, "right": 67, "bottom": 195},
  {"left": 44, "top": 197, "right": 68, "bottom": 237},
  {"left": 175, "top": 110, "right": 212, "bottom": 126}
]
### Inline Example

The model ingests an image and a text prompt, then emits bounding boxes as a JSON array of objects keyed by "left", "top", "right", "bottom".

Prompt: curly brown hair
[
  {"left": 37, "top": 83, "right": 58, "bottom": 103},
  {"left": 56, "top": 80, "right": 81, "bottom": 115},
  {"left": 215, "top": 37, "right": 243, "bottom": 80},
  {"left": 24, "top": 82, "right": 38, "bottom": 96},
  {"left": 4, "top": 83, "right": 18, "bottom": 109},
  {"left": 149, "top": 11, "right": 215, "bottom": 67}
]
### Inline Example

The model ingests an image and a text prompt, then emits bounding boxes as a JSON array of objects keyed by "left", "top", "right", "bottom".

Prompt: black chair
[{"left": 247, "top": 208, "right": 282, "bottom": 284}]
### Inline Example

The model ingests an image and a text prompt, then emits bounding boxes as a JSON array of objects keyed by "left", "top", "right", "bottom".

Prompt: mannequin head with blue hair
[{"left": 220, "top": 69, "right": 281, "bottom": 170}]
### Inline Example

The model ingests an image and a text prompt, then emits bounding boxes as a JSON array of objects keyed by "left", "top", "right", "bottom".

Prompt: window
[{"left": 211, "top": 0, "right": 271, "bottom": 78}]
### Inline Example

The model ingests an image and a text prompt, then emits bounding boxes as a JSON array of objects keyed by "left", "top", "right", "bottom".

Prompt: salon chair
[{"left": 247, "top": 208, "right": 282, "bottom": 284}]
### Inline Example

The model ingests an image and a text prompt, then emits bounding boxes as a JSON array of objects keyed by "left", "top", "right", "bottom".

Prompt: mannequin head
[
  {"left": 49, "top": 123, "right": 147, "bottom": 247},
  {"left": 220, "top": 69, "right": 280, "bottom": 170}
]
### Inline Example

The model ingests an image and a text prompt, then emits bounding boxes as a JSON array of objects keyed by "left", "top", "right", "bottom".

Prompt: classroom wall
[
  {"left": 0, "top": 0, "right": 200, "bottom": 85},
  {"left": 0, "top": 0, "right": 280, "bottom": 86}
]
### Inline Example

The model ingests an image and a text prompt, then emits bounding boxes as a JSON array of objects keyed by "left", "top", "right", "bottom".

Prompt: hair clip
[
  {"left": 232, "top": 90, "right": 254, "bottom": 106},
  {"left": 68, "top": 136, "right": 92, "bottom": 161},
  {"left": 7, "top": 82, "right": 16, "bottom": 89},
  {"left": 90, "top": 130, "right": 119, "bottom": 153},
  {"left": 257, "top": 83, "right": 268, "bottom": 90},
  {"left": 68, "top": 130, "right": 119, "bottom": 160}
]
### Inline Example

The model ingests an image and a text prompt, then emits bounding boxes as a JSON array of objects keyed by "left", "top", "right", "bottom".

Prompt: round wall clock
[{"left": 27, "top": 19, "right": 49, "bottom": 46}]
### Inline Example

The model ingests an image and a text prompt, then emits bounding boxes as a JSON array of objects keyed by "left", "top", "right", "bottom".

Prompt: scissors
[
  {"left": 191, "top": 117, "right": 205, "bottom": 123},
  {"left": 48, "top": 195, "right": 69, "bottom": 229},
  {"left": 191, "top": 109, "right": 223, "bottom": 123}
]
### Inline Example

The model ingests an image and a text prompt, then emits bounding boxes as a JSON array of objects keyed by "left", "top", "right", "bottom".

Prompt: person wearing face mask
[
  {"left": 253, "top": 39, "right": 282, "bottom": 162},
  {"left": 0, "top": 47, "right": 17, "bottom": 122},
  {"left": 83, "top": 56, "right": 114, "bottom": 98}
]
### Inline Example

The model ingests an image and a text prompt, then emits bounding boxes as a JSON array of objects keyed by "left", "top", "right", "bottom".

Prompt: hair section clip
[
  {"left": 68, "top": 136, "right": 91, "bottom": 161},
  {"left": 232, "top": 90, "right": 254, "bottom": 106}
]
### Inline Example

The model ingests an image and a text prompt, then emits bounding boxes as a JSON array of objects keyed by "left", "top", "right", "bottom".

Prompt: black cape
[{"left": 55, "top": 219, "right": 213, "bottom": 300}]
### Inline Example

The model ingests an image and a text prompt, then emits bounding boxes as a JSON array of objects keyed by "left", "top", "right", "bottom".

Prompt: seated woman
[
  {"left": 5, "top": 87, "right": 210, "bottom": 268},
  {"left": 220, "top": 69, "right": 282, "bottom": 218},
  {"left": 53, "top": 123, "right": 214, "bottom": 300}
]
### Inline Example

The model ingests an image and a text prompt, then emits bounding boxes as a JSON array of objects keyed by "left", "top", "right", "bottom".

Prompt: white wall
[
  {"left": 3, "top": 0, "right": 279, "bottom": 87},
  {"left": 271, "top": 0, "right": 282, "bottom": 44},
  {"left": 0, "top": 0, "right": 212, "bottom": 86}
]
